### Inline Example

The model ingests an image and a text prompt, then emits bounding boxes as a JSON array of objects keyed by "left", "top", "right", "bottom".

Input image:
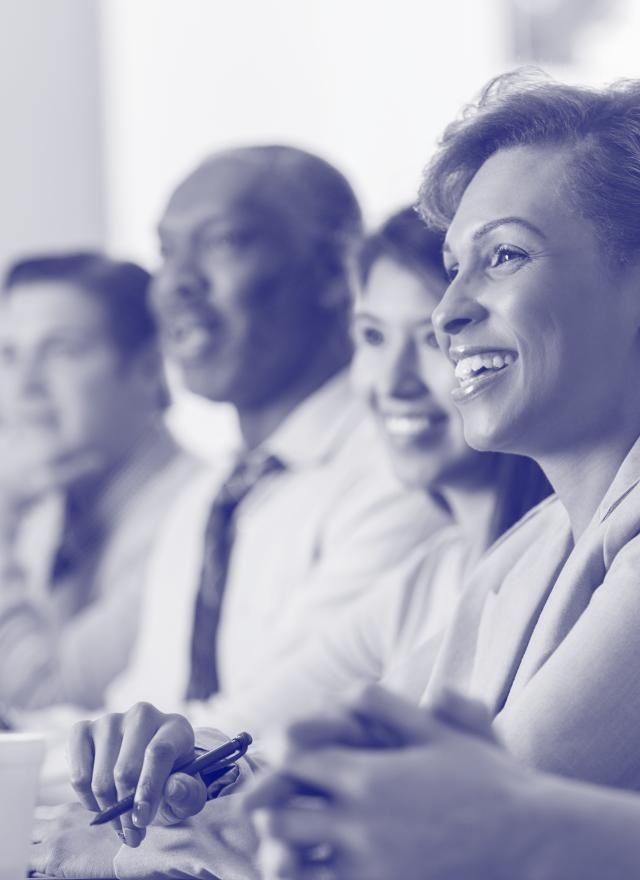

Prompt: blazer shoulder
[{"left": 602, "top": 479, "right": 640, "bottom": 569}]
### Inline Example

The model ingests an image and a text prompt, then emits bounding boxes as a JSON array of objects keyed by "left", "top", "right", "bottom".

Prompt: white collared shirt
[{"left": 107, "top": 371, "right": 446, "bottom": 716}]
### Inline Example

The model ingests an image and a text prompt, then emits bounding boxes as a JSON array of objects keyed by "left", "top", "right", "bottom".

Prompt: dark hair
[
  {"left": 3, "top": 252, "right": 155, "bottom": 358},
  {"left": 358, "top": 206, "right": 447, "bottom": 285},
  {"left": 419, "top": 69, "right": 640, "bottom": 265},
  {"left": 489, "top": 454, "right": 552, "bottom": 543},
  {"left": 360, "top": 205, "right": 552, "bottom": 540}
]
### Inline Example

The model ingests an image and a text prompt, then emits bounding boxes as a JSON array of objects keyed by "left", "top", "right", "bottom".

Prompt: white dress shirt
[
  {"left": 107, "top": 370, "right": 446, "bottom": 717},
  {"left": 0, "top": 425, "right": 197, "bottom": 710},
  {"left": 197, "top": 525, "right": 469, "bottom": 736}
]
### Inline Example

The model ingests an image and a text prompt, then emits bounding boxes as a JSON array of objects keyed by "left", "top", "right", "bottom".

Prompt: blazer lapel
[{"left": 468, "top": 523, "right": 573, "bottom": 714}]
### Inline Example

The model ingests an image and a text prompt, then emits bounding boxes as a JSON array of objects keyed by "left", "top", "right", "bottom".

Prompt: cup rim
[{"left": 0, "top": 732, "right": 45, "bottom": 743}]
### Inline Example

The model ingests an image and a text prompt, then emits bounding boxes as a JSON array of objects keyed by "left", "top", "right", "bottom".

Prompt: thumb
[
  {"left": 429, "top": 688, "right": 496, "bottom": 742},
  {"left": 159, "top": 772, "right": 208, "bottom": 823}
]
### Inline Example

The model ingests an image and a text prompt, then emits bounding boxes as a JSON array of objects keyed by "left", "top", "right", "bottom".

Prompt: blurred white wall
[
  {"left": 2, "top": 0, "right": 636, "bottom": 458},
  {"left": 97, "top": 0, "right": 513, "bottom": 458},
  {"left": 97, "top": 0, "right": 508, "bottom": 266},
  {"left": 0, "top": 0, "right": 105, "bottom": 275}
]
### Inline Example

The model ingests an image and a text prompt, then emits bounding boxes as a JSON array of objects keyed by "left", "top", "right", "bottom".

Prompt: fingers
[
  {"left": 344, "top": 684, "right": 437, "bottom": 746},
  {"left": 90, "top": 714, "right": 127, "bottom": 839},
  {"left": 256, "top": 802, "right": 344, "bottom": 849},
  {"left": 255, "top": 816, "right": 339, "bottom": 880},
  {"left": 114, "top": 703, "right": 170, "bottom": 846},
  {"left": 265, "top": 688, "right": 428, "bottom": 763},
  {"left": 282, "top": 713, "right": 385, "bottom": 751},
  {"left": 245, "top": 747, "right": 352, "bottom": 814},
  {"left": 68, "top": 720, "right": 101, "bottom": 813},
  {"left": 132, "top": 713, "right": 196, "bottom": 829},
  {"left": 429, "top": 688, "right": 496, "bottom": 742},
  {"left": 68, "top": 704, "right": 196, "bottom": 848},
  {"left": 243, "top": 771, "right": 304, "bottom": 813}
]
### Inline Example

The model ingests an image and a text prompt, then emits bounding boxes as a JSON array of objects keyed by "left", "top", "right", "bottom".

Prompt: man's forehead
[
  {"left": 160, "top": 156, "right": 291, "bottom": 230},
  {"left": 0, "top": 283, "right": 109, "bottom": 338}
]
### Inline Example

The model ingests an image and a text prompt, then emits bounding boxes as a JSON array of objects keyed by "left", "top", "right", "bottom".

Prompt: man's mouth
[
  {"left": 450, "top": 349, "right": 517, "bottom": 400},
  {"left": 162, "top": 311, "right": 223, "bottom": 363}
]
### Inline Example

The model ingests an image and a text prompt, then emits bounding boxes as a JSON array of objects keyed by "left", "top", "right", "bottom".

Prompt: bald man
[{"left": 104, "top": 145, "right": 442, "bottom": 724}]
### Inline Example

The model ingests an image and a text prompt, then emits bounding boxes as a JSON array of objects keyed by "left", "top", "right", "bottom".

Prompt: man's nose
[
  {"left": 17, "top": 354, "right": 48, "bottom": 398},
  {"left": 432, "top": 280, "right": 488, "bottom": 337},
  {"left": 153, "top": 261, "right": 209, "bottom": 307}
]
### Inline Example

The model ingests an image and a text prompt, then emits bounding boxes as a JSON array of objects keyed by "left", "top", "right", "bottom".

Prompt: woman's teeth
[
  {"left": 384, "top": 415, "right": 442, "bottom": 441},
  {"left": 454, "top": 352, "right": 515, "bottom": 386}
]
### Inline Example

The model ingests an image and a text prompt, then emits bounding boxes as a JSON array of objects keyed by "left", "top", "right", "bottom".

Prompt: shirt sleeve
[
  {"left": 188, "top": 543, "right": 446, "bottom": 737},
  {"left": 0, "top": 545, "right": 145, "bottom": 710},
  {"left": 495, "top": 531, "right": 640, "bottom": 788},
  {"left": 234, "top": 476, "right": 446, "bottom": 675}
]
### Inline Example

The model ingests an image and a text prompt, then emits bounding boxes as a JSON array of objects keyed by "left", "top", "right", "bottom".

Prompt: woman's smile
[{"left": 450, "top": 347, "right": 517, "bottom": 402}]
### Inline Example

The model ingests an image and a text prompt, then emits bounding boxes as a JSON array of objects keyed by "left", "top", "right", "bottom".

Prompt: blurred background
[{"left": 1, "top": 0, "right": 635, "bottom": 454}]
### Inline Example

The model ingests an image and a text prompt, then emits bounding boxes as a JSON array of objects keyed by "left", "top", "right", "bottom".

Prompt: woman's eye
[
  {"left": 358, "top": 326, "right": 385, "bottom": 347},
  {"left": 490, "top": 245, "right": 528, "bottom": 269}
]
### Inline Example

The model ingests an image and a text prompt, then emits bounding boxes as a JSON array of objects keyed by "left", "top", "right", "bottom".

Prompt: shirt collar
[
  {"left": 256, "top": 369, "right": 364, "bottom": 470},
  {"left": 68, "top": 421, "right": 180, "bottom": 529},
  {"left": 599, "top": 433, "right": 640, "bottom": 522}
]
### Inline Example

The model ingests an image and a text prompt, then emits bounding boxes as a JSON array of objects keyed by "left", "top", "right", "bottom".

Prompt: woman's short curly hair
[{"left": 418, "top": 69, "right": 640, "bottom": 265}]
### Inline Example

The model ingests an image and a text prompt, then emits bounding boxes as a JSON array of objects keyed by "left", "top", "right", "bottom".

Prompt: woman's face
[
  {"left": 351, "top": 256, "right": 489, "bottom": 491},
  {"left": 434, "top": 145, "right": 640, "bottom": 457}
]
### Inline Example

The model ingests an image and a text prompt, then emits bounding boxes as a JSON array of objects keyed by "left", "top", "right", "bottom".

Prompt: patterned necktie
[
  {"left": 50, "top": 495, "right": 102, "bottom": 585},
  {"left": 185, "top": 453, "right": 285, "bottom": 700}
]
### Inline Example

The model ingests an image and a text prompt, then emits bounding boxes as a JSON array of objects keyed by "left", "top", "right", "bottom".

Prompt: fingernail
[
  {"left": 124, "top": 828, "right": 141, "bottom": 848},
  {"left": 133, "top": 801, "right": 150, "bottom": 826},
  {"left": 167, "top": 778, "right": 189, "bottom": 803}
]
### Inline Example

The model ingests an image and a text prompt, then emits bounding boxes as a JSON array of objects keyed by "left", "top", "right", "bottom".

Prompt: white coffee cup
[{"left": 0, "top": 733, "right": 46, "bottom": 880}]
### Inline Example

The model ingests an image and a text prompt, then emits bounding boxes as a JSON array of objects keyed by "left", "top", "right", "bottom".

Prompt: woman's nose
[
  {"left": 432, "top": 280, "right": 488, "bottom": 337},
  {"left": 383, "top": 341, "right": 429, "bottom": 399}
]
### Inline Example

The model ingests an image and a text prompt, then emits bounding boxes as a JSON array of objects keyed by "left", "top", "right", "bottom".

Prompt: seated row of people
[{"left": 18, "top": 69, "right": 640, "bottom": 879}]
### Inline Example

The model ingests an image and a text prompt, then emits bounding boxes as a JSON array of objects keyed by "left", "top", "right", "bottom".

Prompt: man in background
[
  {"left": 0, "top": 253, "right": 196, "bottom": 711},
  {"left": 28, "top": 147, "right": 445, "bottom": 875},
  {"left": 107, "top": 145, "right": 441, "bottom": 728}
]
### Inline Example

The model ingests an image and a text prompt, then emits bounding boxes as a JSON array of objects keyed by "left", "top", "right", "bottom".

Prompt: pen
[{"left": 89, "top": 731, "right": 252, "bottom": 826}]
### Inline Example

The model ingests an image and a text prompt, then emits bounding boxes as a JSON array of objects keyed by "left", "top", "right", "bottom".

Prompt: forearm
[{"left": 512, "top": 773, "right": 640, "bottom": 880}]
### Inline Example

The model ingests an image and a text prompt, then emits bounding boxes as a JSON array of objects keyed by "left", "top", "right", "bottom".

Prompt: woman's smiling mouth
[
  {"left": 381, "top": 411, "right": 448, "bottom": 447},
  {"left": 450, "top": 348, "right": 517, "bottom": 402}
]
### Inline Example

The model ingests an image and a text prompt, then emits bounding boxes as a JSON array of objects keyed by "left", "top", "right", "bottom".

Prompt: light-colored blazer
[{"left": 417, "top": 436, "right": 640, "bottom": 789}]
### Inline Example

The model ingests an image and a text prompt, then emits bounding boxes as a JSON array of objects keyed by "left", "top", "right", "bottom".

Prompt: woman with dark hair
[
  {"left": 243, "top": 71, "right": 640, "bottom": 879},
  {"left": 355, "top": 206, "right": 549, "bottom": 550}
]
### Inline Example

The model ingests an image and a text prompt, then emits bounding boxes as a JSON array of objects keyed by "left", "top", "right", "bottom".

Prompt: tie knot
[{"left": 219, "top": 453, "right": 284, "bottom": 509}]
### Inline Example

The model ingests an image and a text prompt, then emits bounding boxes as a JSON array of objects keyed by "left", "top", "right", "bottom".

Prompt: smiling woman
[
  {"left": 241, "top": 73, "right": 640, "bottom": 880},
  {"left": 410, "top": 70, "right": 640, "bottom": 786}
]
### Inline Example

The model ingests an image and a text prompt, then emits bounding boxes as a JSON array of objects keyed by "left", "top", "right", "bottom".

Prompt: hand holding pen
[{"left": 69, "top": 702, "right": 249, "bottom": 848}]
